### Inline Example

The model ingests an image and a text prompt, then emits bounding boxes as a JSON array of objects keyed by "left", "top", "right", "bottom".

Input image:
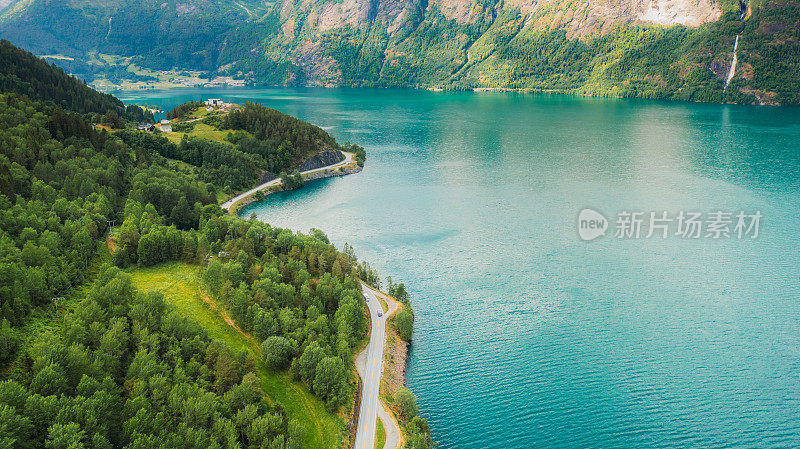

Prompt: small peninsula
[
  {"left": 0, "top": 40, "right": 431, "bottom": 449},
  {"left": 145, "top": 99, "right": 366, "bottom": 214}
]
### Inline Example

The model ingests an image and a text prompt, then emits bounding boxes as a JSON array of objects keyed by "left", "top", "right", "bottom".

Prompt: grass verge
[{"left": 375, "top": 417, "right": 386, "bottom": 449}]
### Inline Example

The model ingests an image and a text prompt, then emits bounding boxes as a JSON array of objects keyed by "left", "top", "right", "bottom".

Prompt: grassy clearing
[
  {"left": 186, "top": 107, "right": 212, "bottom": 119},
  {"left": 163, "top": 121, "right": 251, "bottom": 146},
  {"left": 188, "top": 123, "right": 233, "bottom": 143},
  {"left": 40, "top": 54, "right": 74, "bottom": 61},
  {"left": 375, "top": 417, "right": 386, "bottom": 449},
  {"left": 378, "top": 297, "right": 388, "bottom": 313},
  {"left": 162, "top": 131, "right": 181, "bottom": 145},
  {"left": 125, "top": 262, "right": 344, "bottom": 449}
]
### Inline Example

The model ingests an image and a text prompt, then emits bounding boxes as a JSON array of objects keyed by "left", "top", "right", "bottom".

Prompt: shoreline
[
  {"left": 355, "top": 284, "right": 404, "bottom": 449},
  {"left": 374, "top": 288, "right": 411, "bottom": 449},
  {"left": 223, "top": 151, "right": 361, "bottom": 215},
  {"left": 112, "top": 84, "right": 790, "bottom": 108},
  {"left": 229, "top": 165, "right": 362, "bottom": 215}
]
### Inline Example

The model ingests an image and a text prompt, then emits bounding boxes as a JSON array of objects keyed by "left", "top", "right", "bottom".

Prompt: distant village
[
  {"left": 90, "top": 67, "right": 248, "bottom": 91},
  {"left": 128, "top": 76, "right": 247, "bottom": 90}
]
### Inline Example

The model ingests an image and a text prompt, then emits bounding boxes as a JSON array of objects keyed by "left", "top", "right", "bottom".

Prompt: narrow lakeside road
[
  {"left": 355, "top": 283, "right": 400, "bottom": 449},
  {"left": 220, "top": 151, "right": 354, "bottom": 210}
]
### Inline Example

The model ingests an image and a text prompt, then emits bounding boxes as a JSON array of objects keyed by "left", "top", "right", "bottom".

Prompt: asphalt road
[
  {"left": 220, "top": 151, "right": 354, "bottom": 210},
  {"left": 355, "top": 283, "right": 400, "bottom": 449}
]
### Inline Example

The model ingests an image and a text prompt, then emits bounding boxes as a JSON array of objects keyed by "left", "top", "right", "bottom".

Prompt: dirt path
[
  {"left": 199, "top": 289, "right": 260, "bottom": 351},
  {"left": 106, "top": 236, "right": 118, "bottom": 254}
]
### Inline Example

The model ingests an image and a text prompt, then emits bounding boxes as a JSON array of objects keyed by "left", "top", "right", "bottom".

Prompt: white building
[{"left": 205, "top": 98, "right": 225, "bottom": 107}]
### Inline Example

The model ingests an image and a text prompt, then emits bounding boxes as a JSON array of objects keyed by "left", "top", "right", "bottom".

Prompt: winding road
[
  {"left": 355, "top": 283, "right": 400, "bottom": 449},
  {"left": 220, "top": 151, "right": 354, "bottom": 210}
]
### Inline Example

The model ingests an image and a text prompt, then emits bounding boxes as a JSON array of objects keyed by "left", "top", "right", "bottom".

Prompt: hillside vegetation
[
  {"left": 125, "top": 262, "right": 343, "bottom": 449},
  {"left": 0, "top": 0, "right": 797, "bottom": 104},
  {"left": 0, "top": 40, "right": 151, "bottom": 120},
  {"left": 0, "top": 40, "right": 423, "bottom": 449},
  {"left": 118, "top": 101, "right": 345, "bottom": 193}
]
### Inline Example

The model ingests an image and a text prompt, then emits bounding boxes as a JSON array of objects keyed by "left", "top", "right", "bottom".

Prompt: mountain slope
[
  {"left": 0, "top": 39, "right": 128, "bottom": 115},
  {"left": 0, "top": 39, "right": 379, "bottom": 449},
  {"left": 0, "top": 0, "right": 797, "bottom": 104}
]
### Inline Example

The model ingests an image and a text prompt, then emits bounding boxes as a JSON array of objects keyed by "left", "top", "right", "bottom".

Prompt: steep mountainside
[
  {"left": 0, "top": 0, "right": 797, "bottom": 104},
  {"left": 0, "top": 39, "right": 141, "bottom": 117}
]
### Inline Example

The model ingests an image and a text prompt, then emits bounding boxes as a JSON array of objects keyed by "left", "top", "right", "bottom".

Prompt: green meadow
[{"left": 125, "top": 262, "right": 344, "bottom": 449}]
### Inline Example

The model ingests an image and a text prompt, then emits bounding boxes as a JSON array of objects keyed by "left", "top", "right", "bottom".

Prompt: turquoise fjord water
[{"left": 118, "top": 88, "right": 800, "bottom": 448}]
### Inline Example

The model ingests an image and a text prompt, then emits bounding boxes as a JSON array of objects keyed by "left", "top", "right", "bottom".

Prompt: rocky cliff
[
  {"left": 298, "top": 149, "right": 345, "bottom": 172},
  {"left": 297, "top": 0, "right": 722, "bottom": 36}
]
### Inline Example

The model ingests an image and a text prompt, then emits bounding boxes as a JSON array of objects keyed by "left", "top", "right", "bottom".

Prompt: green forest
[
  {"left": 114, "top": 101, "right": 348, "bottom": 194},
  {"left": 0, "top": 41, "right": 431, "bottom": 449}
]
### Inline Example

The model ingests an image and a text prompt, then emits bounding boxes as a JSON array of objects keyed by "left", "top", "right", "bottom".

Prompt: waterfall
[
  {"left": 105, "top": 17, "right": 112, "bottom": 40},
  {"left": 723, "top": 35, "right": 739, "bottom": 92}
]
